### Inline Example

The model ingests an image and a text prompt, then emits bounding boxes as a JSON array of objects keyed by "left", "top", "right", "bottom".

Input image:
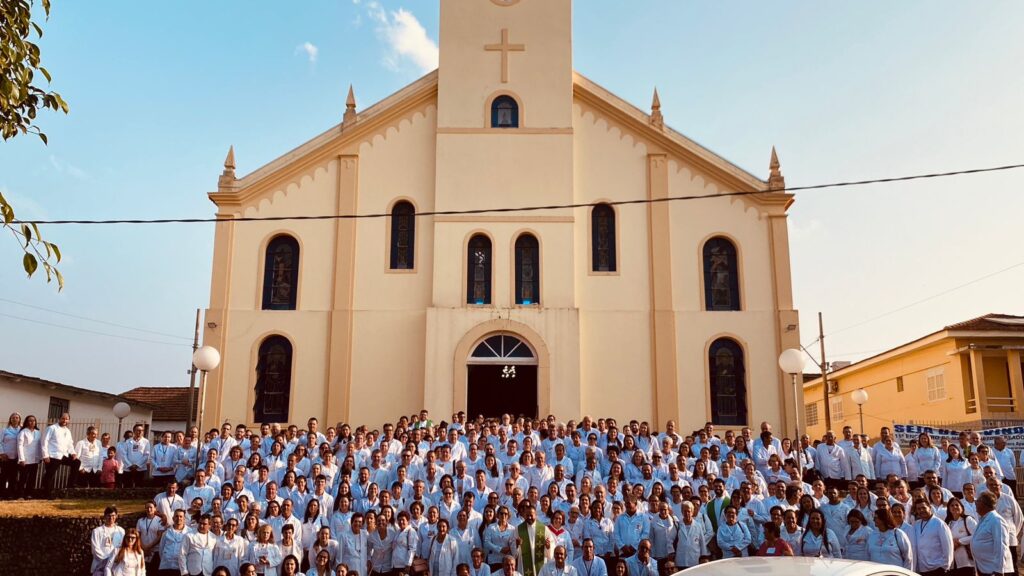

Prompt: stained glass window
[
  {"left": 467, "top": 234, "right": 492, "bottom": 305},
  {"left": 703, "top": 237, "right": 740, "bottom": 311},
  {"left": 709, "top": 338, "right": 747, "bottom": 426},
  {"left": 254, "top": 335, "right": 292, "bottom": 423},
  {"left": 389, "top": 201, "right": 416, "bottom": 270},
  {"left": 591, "top": 204, "right": 616, "bottom": 272},
  {"left": 491, "top": 95, "right": 519, "bottom": 128},
  {"left": 262, "top": 235, "right": 299, "bottom": 311},
  {"left": 515, "top": 234, "right": 540, "bottom": 305}
]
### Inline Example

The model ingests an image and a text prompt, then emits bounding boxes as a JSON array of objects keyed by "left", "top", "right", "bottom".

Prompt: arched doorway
[{"left": 467, "top": 333, "right": 538, "bottom": 419}]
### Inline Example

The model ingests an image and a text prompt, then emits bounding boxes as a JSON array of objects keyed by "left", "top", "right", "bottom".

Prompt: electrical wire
[
  {"left": 0, "top": 297, "right": 193, "bottom": 341},
  {"left": 0, "top": 311, "right": 191, "bottom": 347},
  {"left": 12, "top": 162, "right": 1024, "bottom": 226}
]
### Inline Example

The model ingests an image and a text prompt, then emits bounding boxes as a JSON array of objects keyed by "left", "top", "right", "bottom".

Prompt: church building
[{"left": 201, "top": 0, "right": 802, "bottom": 432}]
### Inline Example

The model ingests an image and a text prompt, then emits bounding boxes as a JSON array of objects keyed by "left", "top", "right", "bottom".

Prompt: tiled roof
[
  {"left": 944, "top": 313, "right": 1024, "bottom": 333},
  {"left": 122, "top": 387, "right": 197, "bottom": 422}
]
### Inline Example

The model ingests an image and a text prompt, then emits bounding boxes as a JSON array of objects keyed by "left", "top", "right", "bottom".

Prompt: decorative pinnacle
[
  {"left": 218, "top": 145, "right": 237, "bottom": 191},
  {"left": 768, "top": 145, "right": 786, "bottom": 191},
  {"left": 650, "top": 87, "right": 663, "bottom": 129},
  {"left": 344, "top": 85, "right": 358, "bottom": 125}
]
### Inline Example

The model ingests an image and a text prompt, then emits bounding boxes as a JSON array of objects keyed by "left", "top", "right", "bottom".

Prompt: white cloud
[
  {"left": 296, "top": 41, "right": 319, "bottom": 64},
  {"left": 359, "top": 2, "right": 438, "bottom": 74},
  {"left": 789, "top": 218, "right": 823, "bottom": 242},
  {"left": 48, "top": 154, "right": 89, "bottom": 181}
]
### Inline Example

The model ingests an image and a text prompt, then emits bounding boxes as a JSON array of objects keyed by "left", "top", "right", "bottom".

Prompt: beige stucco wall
[{"left": 201, "top": 0, "right": 797, "bottom": 431}]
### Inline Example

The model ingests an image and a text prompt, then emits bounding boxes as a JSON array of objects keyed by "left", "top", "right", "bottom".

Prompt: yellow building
[
  {"left": 803, "top": 314, "right": 1024, "bottom": 438},
  {"left": 200, "top": 0, "right": 801, "bottom": 429}
]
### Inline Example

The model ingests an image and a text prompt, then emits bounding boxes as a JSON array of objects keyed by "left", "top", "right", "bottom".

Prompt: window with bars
[
  {"left": 389, "top": 201, "right": 416, "bottom": 270},
  {"left": 254, "top": 335, "right": 293, "bottom": 423},
  {"left": 805, "top": 402, "right": 819, "bottom": 426},
  {"left": 47, "top": 397, "right": 69, "bottom": 424},
  {"left": 926, "top": 368, "right": 945, "bottom": 402},
  {"left": 830, "top": 397, "right": 844, "bottom": 421},
  {"left": 709, "top": 338, "right": 747, "bottom": 426}
]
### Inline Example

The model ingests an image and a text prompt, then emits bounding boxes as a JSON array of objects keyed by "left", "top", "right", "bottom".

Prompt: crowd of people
[{"left": 3, "top": 410, "right": 1024, "bottom": 576}]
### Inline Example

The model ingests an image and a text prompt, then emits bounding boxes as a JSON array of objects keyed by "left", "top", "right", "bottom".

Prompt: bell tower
[{"left": 437, "top": 0, "right": 573, "bottom": 128}]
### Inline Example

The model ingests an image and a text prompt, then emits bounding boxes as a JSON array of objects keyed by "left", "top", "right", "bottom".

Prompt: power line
[
  {"left": 13, "top": 162, "right": 1024, "bottom": 226},
  {"left": 0, "top": 311, "right": 192, "bottom": 348},
  {"left": 827, "top": 259, "right": 1024, "bottom": 337},
  {"left": 0, "top": 297, "right": 193, "bottom": 341}
]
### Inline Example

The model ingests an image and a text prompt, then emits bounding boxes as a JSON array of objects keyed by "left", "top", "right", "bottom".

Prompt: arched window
[
  {"left": 389, "top": 201, "right": 416, "bottom": 270},
  {"left": 262, "top": 235, "right": 300, "bottom": 310},
  {"left": 491, "top": 95, "right": 519, "bottom": 128},
  {"left": 591, "top": 203, "right": 617, "bottom": 272},
  {"left": 709, "top": 338, "right": 747, "bottom": 426},
  {"left": 515, "top": 234, "right": 540, "bottom": 305},
  {"left": 254, "top": 335, "right": 293, "bottom": 423},
  {"left": 703, "top": 236, "right": 740, "bottom": 311},
  {"left": 467, "top": 234, "right": 492, "bottom": 305}
]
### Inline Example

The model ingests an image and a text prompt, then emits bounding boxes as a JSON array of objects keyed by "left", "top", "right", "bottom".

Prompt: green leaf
[{"left": 23, "top": 253, "right": 38, "bottom": 277}]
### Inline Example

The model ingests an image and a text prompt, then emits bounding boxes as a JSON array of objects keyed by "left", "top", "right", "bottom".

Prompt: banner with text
[{"left": 893, "top": 423, "right": 1024, "bottom": 452}]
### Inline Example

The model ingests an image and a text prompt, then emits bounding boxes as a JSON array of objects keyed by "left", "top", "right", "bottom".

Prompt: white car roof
[{"left": 674, "top": 557, "right": 918, "bottom": 576}]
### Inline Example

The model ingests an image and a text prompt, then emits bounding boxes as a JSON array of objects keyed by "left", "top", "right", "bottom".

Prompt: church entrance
[{"left": 467, "top": 333, "right": 538, "bottom": 419}]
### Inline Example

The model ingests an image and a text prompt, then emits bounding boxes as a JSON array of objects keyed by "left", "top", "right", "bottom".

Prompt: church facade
[{"left": 201, "top": 0, "right": 802, "bottom": 432}]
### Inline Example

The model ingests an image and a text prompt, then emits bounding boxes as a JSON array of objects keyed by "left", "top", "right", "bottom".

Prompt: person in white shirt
[
  {"left": 538, "top": 545, "right": 577, "bottom": 576},
  {"left": 971, "top": 492, "right": 1015, "bottom": 576},
  {"left": 431, "top": 518, "right": 464, "bottom": 576},
  {"left": 247, "top": 523, "right": 282, "bottom": 576},
  {"left": 715, "top": 506, "right": 751, "bottom": 558},
  {"left": 180, "top": 514, "right": 217, "bottom": 576},
  {"left": 340, "top": 513, "right": 369, "bottom": 576},
  {"left": 983, "top": 476, "right": 1023, "bottom": 575},
  {"left": 75, "top": 425, "right": 104, "bottom": 488},
  {"left": 92, "top": 505, "right": 127, "bottom": 576},
  {"left": 798, "top": 510, "right": 841, "bottom": 559},
  {"left": 108, "top": 528, "right": 147, "bottom": 576},
  {"left": 41, "top": 411, "right": 80, "bottom": 496},
  {"left": 814, "top": 432, "right": 849, "bottom": 490},
  {"left": 123, "top": 423, "right": 152, "bottom": 489},
  {"left": 991, "top": 436, "right": 1018, "bottom": 498},
  {"left": 867, "top": 508, "right": 912, "bottom": 570},
  {"left": 909, "top": 498, "right": 953, "bottom": 576},
  {"left": 158, "top": 509, "right": 190, "bottom": 575},
  {"left": 16, "top": 414, "right": 42, "bottom": 498},
  {"left": 0, "top": 412, "right": 21, "bottom": 499},
  {"left": 671, "top": 502, "right": 709, "bottom": 570},
  {"left": 214, "top": 517, "right": 250, "bottom": 576},
  {"left": 873, "top": 437, "right": 907, "bottom": 481},
  {"left": 153, "top": 432, "right": 179, "bottom": 485}
]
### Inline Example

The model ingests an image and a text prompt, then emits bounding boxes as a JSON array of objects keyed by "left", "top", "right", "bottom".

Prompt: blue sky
[{"left": 1, "top": 1, "right": 1022, "bottom": 394}]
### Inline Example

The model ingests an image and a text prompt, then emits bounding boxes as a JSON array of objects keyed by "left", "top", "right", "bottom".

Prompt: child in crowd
[{"left": 100, "top": 447, "right": 121, "bottom": 489}]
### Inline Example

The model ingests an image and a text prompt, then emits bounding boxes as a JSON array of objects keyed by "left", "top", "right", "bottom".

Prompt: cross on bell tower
[{"left": 484, "top": 28, "right": 526, "bottom": 84}]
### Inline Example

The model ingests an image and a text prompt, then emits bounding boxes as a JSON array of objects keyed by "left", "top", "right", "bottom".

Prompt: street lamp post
[
  {"left": 851, "top": 389, "right": 869, "bottom": 436},
  {"left": 778, "top": 348, "right": 807, "bottom": 481},
  {"left": 113, "top": 402, "right": 131, "bottom": 439},
  {"left": 192, "top": 346, "right": 221, "bottom": 479}
]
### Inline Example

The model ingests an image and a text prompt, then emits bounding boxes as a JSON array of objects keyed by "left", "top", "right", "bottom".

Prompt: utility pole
[
  {"left": 819, "top": 312, "right": 832, "bottom": 431},
  {"left": 185, "top": 309, "right": 200, "bottom": 431}
]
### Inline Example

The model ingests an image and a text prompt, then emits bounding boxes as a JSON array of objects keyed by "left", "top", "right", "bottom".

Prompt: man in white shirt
[
  {"left": 539, "top": 545, "right": 578, "bottom": 576},
  {"left": 74, "top": 425, "right": 103, "bottom": 487},
  {"left": 991, "top": 436, "right": 1018, "bottom": 497},
  {"left": 155, "top": 479, "right": 187, "bottom": 521},
  {"left": 572, "top": 539, "right": 607, "bottom": 576},
  {"left": 152, "top": 431, "right": 178, "bottom": 486},
  {"left": 971, "top": 492, "right": 1015, "bottom": 576},
  {"left": 123, "top": 423, "right": 151, "bottom": 488},
  {"left": 814, "top": 432, "right": 849, "bottom": 490},
  {"left": 179, "top": 514, "right": 216, "bottom": 576},
  {"left": 42, "top": 412, "right": 79, "bottom": 497},
  {"left": 983, "top": 476, "right": 1023, "bottom": 575},
  {"left": 908, "top": 498, "right": 953, "bottom": 576}
]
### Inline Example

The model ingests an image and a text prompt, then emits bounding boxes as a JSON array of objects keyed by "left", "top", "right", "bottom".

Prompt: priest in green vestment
[{"left": 515, "top": 502, "right": 553, "bottom": 576}]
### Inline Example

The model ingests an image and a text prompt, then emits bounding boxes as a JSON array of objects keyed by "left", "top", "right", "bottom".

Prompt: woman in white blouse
[
  {"left": 715, "top": 506, "right": 751, "bottom": 558},
  {"left": 16, "top": 415, "right": 42, "bottom": 497},
  {"left": 941, "top": 446, "right": 970, "bottom": 498},
  {"left": 108, "top": 528, "right": 147, "bottom": 576},
  {"left": 842, "top": 509, "right": 871, "bottom": 561},
  {"left": 944, "top": 498, "right": 976, "bottom": 576},
  {"left": 1, "top": 413, "right": 20, "bottom": 498},
  {"left": 867, "top": 508, "right": 913, "bottom": 570},
  {"left": 798, "top": 510, "right": 841, "bottom": 558}
]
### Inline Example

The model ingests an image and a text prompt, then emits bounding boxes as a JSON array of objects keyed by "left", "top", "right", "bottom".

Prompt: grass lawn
[{"left": 0, "top": 498, "right": 149, "bottom": 518}]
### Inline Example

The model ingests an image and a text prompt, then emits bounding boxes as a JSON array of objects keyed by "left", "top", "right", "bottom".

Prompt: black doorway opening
[{"left": 467, "top": 364, "right": 538, "bottom": 419}]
